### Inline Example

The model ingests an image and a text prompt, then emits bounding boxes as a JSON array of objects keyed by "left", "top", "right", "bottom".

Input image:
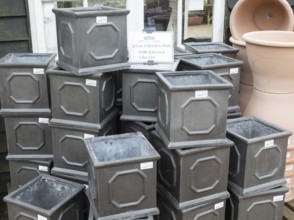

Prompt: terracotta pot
[
  {"left": 229, "top": 37, "right": 253, "bottom": 85},
  {"left": 238, "top": 82, "right": 253, "bottom": 113},
  {"left": 243, "top": 31, "right": 294, "bottom": 93},
  {"left": 230, "top": 0, "right": 294, "bottom": 41},
  {"left": 243, "top": 89, "right": 294, "bottom": 148}
]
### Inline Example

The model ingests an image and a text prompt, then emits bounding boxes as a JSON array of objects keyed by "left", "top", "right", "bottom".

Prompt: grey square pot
[
  {"left": 50, "top": 110, "right": 118, "bottom": 183},
  {"left": 47, "top": 67, "right": 117, "bottom": 132},
  {"left": 52, "top": 6, "right": 130, "bottom": 75},
  {"left": 0, "top": 53, "right": 56, "bottom": 115},
  {"left": 4, "top": 174, "right": 85, "bottom": 220},
  {"left": 174, "top": 46, "right": 191, "bottom": 58},
  {"left": 177, "top": 53, "right": 244, "bottom": 114},
  {"left": 155, "top": 70, "right": 232, "bottom": 149},
  {"left": 7, "top": 157, "right": 52, "bottom": 190},
  {"left": 226, "top": 117, "right": 292, "bottom": 195},
  {"left": 84, "top": 132, "right": 160, "bottom": 219},
  {"left": 184, "top": 42, "right": 239, "bottom": 58},
  {"left": 120, "top": 61, "right": 179, "bottom": 122},
  {"left": 119, "top": 121, "right": 155, "bottom": 141},
  {"left": 226, "top": 185, "right": 288, "bottom": 220},
  {"left": 4, "top": 115, "right": 52, "bottom": 159},
  {"left": 156, "top": 189, "right": 229, "bottom": 220},
  {"left": 150, "top": 130, "right": 232, "bottom": 209}
]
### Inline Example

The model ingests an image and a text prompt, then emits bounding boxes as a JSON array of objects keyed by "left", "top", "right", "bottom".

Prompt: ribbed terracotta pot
[
  {"left": 243, "top": 89, "right": 294, "bottom": 147},
  {"left": 230, "top": 0, "right": 294, "bottom": 41},
  {"left": 243, "top": 31, "right": 294, "bottom": 93},
  {"left": 229, "top": 37, "right": 253, "bottom": 85}
]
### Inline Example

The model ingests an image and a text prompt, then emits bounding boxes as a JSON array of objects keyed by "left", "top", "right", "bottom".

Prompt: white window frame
[{"left": 28, "top": 0, "right": 225, "bottom": 53}]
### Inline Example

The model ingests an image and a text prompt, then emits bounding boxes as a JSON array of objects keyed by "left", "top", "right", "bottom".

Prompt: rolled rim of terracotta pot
[
  {"left": 243, "top": 31, "right": 294, "bottom": 47},
  {"left": 230, "top": 0, "right": 294, "bottom": 41},
  {"left": 229, "top": 36, "right": 246, "bottom": 47}
]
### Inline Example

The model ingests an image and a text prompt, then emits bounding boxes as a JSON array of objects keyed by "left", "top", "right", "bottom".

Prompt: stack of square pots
[
  {"left": 119, "top": 62, "right": 179, "bottom": 139},
  {"left": 84, "top": 132, "right": 160, "bottom": 219},
  {"left": 151, "top": 70, "right": 233, "bottom": 219},
  {"left": 225, "top": 117, "right": 291, "bottom": 220},
  {"left": 0, "top": 53, "right": 56, "bottom": 190},
  {"left": 49, "top": 6, "right": 131, "bottom": 183},
  {"left": 177, "top": 53, "right": 244, "bottom": 118}
]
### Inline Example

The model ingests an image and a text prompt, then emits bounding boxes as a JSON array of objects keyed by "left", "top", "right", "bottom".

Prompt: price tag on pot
[
  {"left": 195, "top": 90, "right": 208, "bottom": 98},
  {"left": 84, "top": 133, "right": 95, "bottom": 139},
  {"left": 38, "top": 118, "right": 49, "bottom": 124},
  {"left": 230, "top": 68, "right": 239, "bottom": 74},
  {"left": 286, "top": 164, "right": 294, "bottom": 171},
  {"left": 86, "top": 79, "right": 97, "bottom": 87},
  {"left": 38, "top": 165, "right": 48, "bottom": 172},
  {"left": 37, "top": 215, "right": 47, "bottom": 220},
  {"left": 140, "top": 161, "right": 153, "bottom": 170},
  {"left": 214, "top": 202, "right": 224, "bottom": 210},
  {"left": 273, "top": 195, "right": 284, "bottom": 202},
  {"left": 96, "top": 16, "right": 107, "bottom": 23},
  {"left": 33, "top": 68, "right": 44, "bottom": 74},
  {"left": 264, "top": 139, "right": 274, "bottom": 148}
]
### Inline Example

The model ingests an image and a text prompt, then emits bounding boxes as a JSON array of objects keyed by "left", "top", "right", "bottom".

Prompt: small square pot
[
  {"left": 85, "top": 132, "right": 160, "bottom": 219},
  {"left": 0, "top": 53, "right": 56, "bottom": 114},
  {"left": 4, "top": 174, "right": 85, "bottom": 220},
  {"left": 226, "top": 117, "right": 292, "bottom": 195},
  {"left": 155, "top": 70, "right": 232, "bottom": 149},
  {"left": 53, "top": 6, "right": 130, "bottom": 75}
]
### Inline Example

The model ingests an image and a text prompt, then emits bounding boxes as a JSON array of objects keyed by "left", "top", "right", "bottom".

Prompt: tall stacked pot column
[
  {"left": 0, "top": 53, "right": 55, "bottom": 190},
  {"left": 229, "top": 0, "right": 294, "bottom": 112},
  {"left": 151, "top": 70, "right": 233, "bottom": 219}
]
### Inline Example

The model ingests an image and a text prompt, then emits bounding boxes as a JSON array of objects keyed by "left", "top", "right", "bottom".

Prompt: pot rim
[
  {"left": 229, "top": 37, "right": 246, "bottom": 47},
  {"left": 243, "top": 31, "right": 294, "bottom": 47}
]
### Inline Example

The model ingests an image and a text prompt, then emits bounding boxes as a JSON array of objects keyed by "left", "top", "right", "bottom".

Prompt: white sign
[
  {"left": 264, "top": 139, "right": 274, "bottom": 148},
  {"left": 85, "top": 79, "right": 97, "bottom": 87},
  {"left": 37, "top": 215, "right": 47, "bottom": 220},
  {"left": 38, "top": 118, "right": 49, "bottom": 124},
  {"left": 84, "top": 133, "right": 95, "bottom": 139},
  {"left": 38, "top": 165, "right": 48, "bottom": 172},
  {"left": 96, "top": 16, "right": 107, "bottom": 23},
  {"left": 273, "top": 195, "right": 284, "bottom": 202},
  {"left": 128, "top": 32, "right": 174, "bottom": 64},
  {"left": 214, "top": 202, "right": 224, "bottom": 210},
  {"left": 33, "top": 68, "right": 44, "bottom": 74},
  {"left": 195, "top": 90, "right": 208, "bottom": 98}
]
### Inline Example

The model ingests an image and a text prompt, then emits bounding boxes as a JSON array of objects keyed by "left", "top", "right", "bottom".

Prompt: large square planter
[
  {"left": 226, "top": 117, "right": 292, "bottom": 195},
  {"left": 50, "top": 110, "right": 118, "bottom": 183},
  {"left": 4, "top": 174, "right": 85, "bottom": 220},
  {"left": 226, "top": 186, "right": 288, "bottom": 220},
  {"left": 177, "top": 53, "right": 244, "bottom": 115},
  {"left": 150, "top": 130, "right": 232, "bottom": 209},
  {"left": 184, "top": 42, "right": 239, "bottom": 58},
  {"left": 84, "top": 132, "right": 160, "bottom": 219},
  {"left": 52, "top": 6, "right": 130, "bottom": 75},
  {"left": 48, "top": 67, "right": 117, "bottom": 131},
  {"left": 7, "top": 157, "right": 52, "bottom": 190},
  {"left": 155, "top": 70, "right": 232, "bottom": 149},
  {"left": 120, "top": 61, "right": 179, "bottom": 122},
  {"left": 157, "top": 189, "right": 229, "bottom": 220},
  {"left": 0, "top": 53, "right": 56, "bottom": 115},
  {"left": 174, "top": 46, "right": 191, "bottom": 58},
  {"left": 4, "top": 115, "right": 52, "bottom": 159}
]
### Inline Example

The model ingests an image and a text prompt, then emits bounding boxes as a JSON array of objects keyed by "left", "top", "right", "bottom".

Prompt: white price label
[
  {"left": 288, "top": 139, "right": 291, "bottom": 145},
  {"left": 273, "top": 195, "right": 284, "bottom": 202},
  {"left": 287, "top": 152, "right": 291, "bottom": 158},
  {"left": 38, "top": 165, "right": 48, "bottom": 172},
  {"left": 86, "top": 79, "right": 97, "bottom": 87},
  {"left": 84, "top": 134, "right": 95, "bottom": 139},
  {"left": 140, "top": 162, "right": 153, "bottom": 170},
  {"left": 286, "top": 178, "right": 291, "bottom": 184},
  {"left": 230, "top": 68, "right": 239, "bottom": 74},
  {"left": 195, "top": 90, "right": 208, "bottom": 98},
  {"left": 264, "top": 140, "right": 274, "bottom": 148},
  {"left": 96, "top": 16, "right": 107, "bottom": 23},
  {"left": 286, "top": 164, "right": 294, "bottom": 171},
  {"left": 33, "top": 68, "right": 44, "bottom": 74},
  {"left": 38, "top": 118, "right": 49, "bottom": 124},
  {"left": 214, "top": 202, "right": 224, "bottom": 210},
  {"left": 38, "top": 215, "right": 47, "bottom": 220}
]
